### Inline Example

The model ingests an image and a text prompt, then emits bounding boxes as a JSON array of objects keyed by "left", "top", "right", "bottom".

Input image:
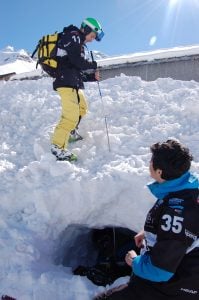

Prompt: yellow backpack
[{"left": 32, "top": 32, "right": 61, "bottom": 77}]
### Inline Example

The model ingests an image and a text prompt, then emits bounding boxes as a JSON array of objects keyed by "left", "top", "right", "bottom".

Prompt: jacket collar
[{"left": 147, "top": 171, "right": 199, "bottom": 200}]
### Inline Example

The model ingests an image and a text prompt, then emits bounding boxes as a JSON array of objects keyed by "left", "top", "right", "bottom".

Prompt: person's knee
[
  {"left": 58, "top": 116, "right": 78, "bottom": 132},
  {"left": 78, "top": 91, "right": 88, "bottom": 117}
]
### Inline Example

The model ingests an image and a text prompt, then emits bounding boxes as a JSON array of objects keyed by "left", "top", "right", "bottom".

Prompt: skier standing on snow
[
  {"left": 51, "top": 18, "right": 104, "bottom": 161},
  {"left": 95, "top": 139, "right": 199, "bottom": 300}
]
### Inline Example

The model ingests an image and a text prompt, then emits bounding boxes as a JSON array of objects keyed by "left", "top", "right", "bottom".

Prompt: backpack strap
[
  {"left": 31, "top": 42, "right": 40, "bottom": 58},
  {"left": 46, "top": 35, "right": 50, "bottom": 58}
]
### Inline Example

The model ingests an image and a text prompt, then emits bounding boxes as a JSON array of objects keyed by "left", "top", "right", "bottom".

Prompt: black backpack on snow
[{"left": 73, "top": 227, "right": 139, "bottom": 286}]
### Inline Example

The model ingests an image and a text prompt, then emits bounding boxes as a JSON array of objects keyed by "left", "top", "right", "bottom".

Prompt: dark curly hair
[{"left": 150, "top": 139, "right": 193, "bottom": 180}]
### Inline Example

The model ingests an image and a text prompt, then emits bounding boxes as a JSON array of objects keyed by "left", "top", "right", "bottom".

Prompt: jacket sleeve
[
  {"left": 61, "top": 34, "right": 97, "bottom": 71},
  {"left": 133, "top": 203, "right": 198, "bottom": 282}
]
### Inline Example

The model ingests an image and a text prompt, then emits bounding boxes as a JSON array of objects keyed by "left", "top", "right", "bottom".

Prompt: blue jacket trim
[
  {"left": 147, "top": 172, "right": 199, "bottom": 200},
  {"left": 133, "top": 254, "right": 174, "bottom": 282}
]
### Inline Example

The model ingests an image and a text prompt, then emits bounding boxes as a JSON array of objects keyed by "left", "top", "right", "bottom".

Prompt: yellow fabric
[
  {"left": 43, "top": 58, "right": 57, "bottom": 68},
  {"left": 38, "top": 33, "right": 58, "bottom": 68},
  {"left": 38, "top": 33, "right": 58, "bottom": 57},
  {"left": 51, "top": 87, "right": 88, "bottom": 149}
]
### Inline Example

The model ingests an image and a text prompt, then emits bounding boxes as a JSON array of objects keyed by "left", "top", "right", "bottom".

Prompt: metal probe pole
[{"left": 90, "top": 51, "right": 111, "bottom": 152}]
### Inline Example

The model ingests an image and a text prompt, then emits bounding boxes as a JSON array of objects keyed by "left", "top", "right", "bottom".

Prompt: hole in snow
[
  {"left": 53, "top": 224, "right": 139, "bottom": 286},
  {"left": 54, "top": 224, "right": 100, "bottom": 269}
]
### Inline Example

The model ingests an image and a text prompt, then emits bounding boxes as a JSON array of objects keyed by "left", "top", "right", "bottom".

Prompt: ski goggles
[{"left": 95, "top": 29, "right": 105, "bottom": 42}]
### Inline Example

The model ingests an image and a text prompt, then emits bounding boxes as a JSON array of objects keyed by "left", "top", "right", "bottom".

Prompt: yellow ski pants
[{"left": 51, "top": 87, "right": 88, "bottom": 149}]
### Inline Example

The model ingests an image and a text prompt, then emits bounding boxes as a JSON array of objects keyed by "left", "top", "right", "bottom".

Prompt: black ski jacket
[
  {"left": 53, "top": 25, "right": 97, "bottom": 90},
  {"left": 130, "top": 172, "right": 199, "bottom": 300}
]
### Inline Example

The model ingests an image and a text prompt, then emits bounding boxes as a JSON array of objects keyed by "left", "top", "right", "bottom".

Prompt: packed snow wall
[{"left": 100, "top": 55, "right": 199, "bottom": 82}]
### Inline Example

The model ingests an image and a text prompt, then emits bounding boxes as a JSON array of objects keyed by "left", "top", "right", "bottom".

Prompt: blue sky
[{"left": 1, "top": 0, "right": 199, "bottom": 56}]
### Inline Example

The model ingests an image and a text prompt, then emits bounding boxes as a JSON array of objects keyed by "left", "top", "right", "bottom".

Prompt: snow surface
[
  {"left": 0, "top": 72, "right": 199, "bottom": 299},
  {"left": 0, "top": 47, "right": 36, "bottom": 75}
]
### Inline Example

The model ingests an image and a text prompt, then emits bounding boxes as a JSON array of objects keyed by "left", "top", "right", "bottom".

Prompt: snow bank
[{"left": 0, "top": 75, "right": 199, "bottom": 299}]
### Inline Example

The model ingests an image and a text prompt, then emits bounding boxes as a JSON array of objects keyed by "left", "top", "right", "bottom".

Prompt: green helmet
[{"left": 81, "top": 17, "right": 104, "bottom": 41}]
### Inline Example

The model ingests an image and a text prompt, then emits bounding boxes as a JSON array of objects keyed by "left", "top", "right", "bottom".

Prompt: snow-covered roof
[{"left": 97, "top": 45, "right": 199, "bottom": 68}]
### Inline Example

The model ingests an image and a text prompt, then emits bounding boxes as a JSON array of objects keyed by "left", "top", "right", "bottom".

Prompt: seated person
[{"left": 95, "top": 139, "right": 199, "bottom": 300}]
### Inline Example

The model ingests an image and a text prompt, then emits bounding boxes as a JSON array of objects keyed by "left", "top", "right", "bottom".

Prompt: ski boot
[
  {"left": 51, "top": 144, "right": 77, "bottom": 162},
  {"left": 68, "top": 129, "right": 83, "bottom": 143}
]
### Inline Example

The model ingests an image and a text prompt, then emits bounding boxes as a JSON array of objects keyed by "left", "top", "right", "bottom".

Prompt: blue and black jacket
[
  {"left": 131, "top": 172, "right": 199, "bottom": 299},
  {"left": 53, "top": 25, "right": 97, "bottom": 90}
]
